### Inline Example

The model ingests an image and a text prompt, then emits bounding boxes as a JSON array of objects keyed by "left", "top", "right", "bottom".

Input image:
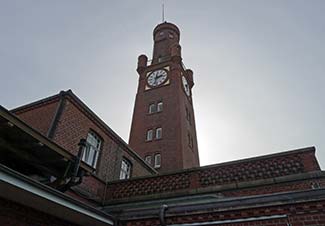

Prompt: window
[
  {"left": 82, "top": 131, "right": 102, "bottom": 168},
  {"left": 149, "top": 103, "right": 156, "bottom": 114},
  {"left": 145, "top": 155, "right": 152, "bottom": 165},
  {"left": 186, "top": 107, "right": 191, "bottom": 124},
  {"left": 157, "top": 102, "right": 163, "bottom": 112},
  {"left": 146, "top": 129, "right": 153, "bottom": 141},
  {"left": 156, "top": 127, "right": 162, "bottom": 139},
  {"left": 188, "top": 132, "right": 193, "bottom": 148},
  {"left": 120, "top": 158, "right": 132, "bottom": 179},
  {"left": 154, "top": 154, "right": 161, "bottom": 168}
]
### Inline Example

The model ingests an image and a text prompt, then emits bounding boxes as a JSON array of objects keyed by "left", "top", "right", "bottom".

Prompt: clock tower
[{"left": 129, "top": 22, "right": 200, "bottom": 173}]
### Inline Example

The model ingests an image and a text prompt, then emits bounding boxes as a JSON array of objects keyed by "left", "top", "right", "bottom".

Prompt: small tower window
[
  {"left": 156, "top": 127, "right": 162, "bottom": 139},
  {"left": 82, "top": 131, "right": 102, "bottom": 168},
  {"left": 157, "top": 102, "right": 163, "bottom": 112},
  {"left": 149, "top": 103, "right": 156, "bottom": 114},
  {"left": 145, "top": 155, "right": 152, "bottom": 165},
  {"left": 120, "top": 158, "right": 132, "bottom": 180},
  {"left": 154, "top": 154, "right": 161, "bottom": 168},
  {"left": 188, "top": 132, "right": 193, "bottom": 148},
  {"left": 146, "top": 129, "right": 153, "bottom": 141}
]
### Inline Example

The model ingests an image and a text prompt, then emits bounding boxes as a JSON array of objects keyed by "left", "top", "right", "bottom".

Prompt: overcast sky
[{"left": 1, "top": 0, "right": 324, "bottom": 168}]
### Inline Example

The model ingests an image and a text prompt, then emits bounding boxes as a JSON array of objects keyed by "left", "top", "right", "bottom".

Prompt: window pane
[
  {"left": 146, "top": 129, "right": 153, "bottom": 141},
  {"left": 157, "top": 102, "right": 163, "bottom": 112},
  {"left": 82, "top": 131, "right": 102, "bottom": 168},
  {"left": 149, "top": 104, "right": 156, "bottom": 114},
  {"left": 154, "top": 154, "right": 161, "bottom": 168},
  {"left": 145, "top": 155, "right": 152, "bottom": 165},
  {"left": 156, "top": 127, "right": 162, "bottom": 139},
  {"left": 120, "top": 159, "right": 132, "bottom": 179}
]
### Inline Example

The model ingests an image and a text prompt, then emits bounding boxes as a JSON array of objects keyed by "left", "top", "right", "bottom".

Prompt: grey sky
[{"left": 1, "top": 0, "right": 324, "bottom": 168}]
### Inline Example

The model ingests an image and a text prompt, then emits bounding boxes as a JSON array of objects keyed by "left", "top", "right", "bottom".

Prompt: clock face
[
  {"left": 182, "top": 76, "right": 190, "bottom": 96},
  {"left": 147, "top": 69, "right": 168, "bottom": 87}
]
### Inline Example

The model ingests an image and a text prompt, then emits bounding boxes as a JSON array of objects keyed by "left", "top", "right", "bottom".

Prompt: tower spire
[{"left": 162, "top": 1, "right": 165, "bottom": 22}]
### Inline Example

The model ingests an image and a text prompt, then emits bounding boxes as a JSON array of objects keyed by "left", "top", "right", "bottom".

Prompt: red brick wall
[
  {"left": 129, "top": 61, "right": 199, "bottom": 173},
  {"left": 0, "top": 198, "right": 78, "bottom": 226},
  {"left": 124, "top": 200, "right": 325, "bottom": 226},
  {"left": 53, "top": 97, "right": 153, "bottom": 181},
  {"left": 105, "top": 148, "right": 320, "bottom": 200},
  {"left": 13, "top": 99, "right": 59, "bottom": 136},
  {"left": 12, "top": 93, "right": 155, "bottom": 204},
  {"left": 129, "top": 23, "right": 200, "bottom": 173}
]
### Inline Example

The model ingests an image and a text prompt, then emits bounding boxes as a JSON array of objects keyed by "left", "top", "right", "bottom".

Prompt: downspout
[
  {"left": 159, "top": 204, "right": 169, "bottom": 226},
  {"left": 47, "top": 90, "right": 66, "bottom": 139},
  {"left": 58, "top": 139, "right": 86, "bottom": 192}
]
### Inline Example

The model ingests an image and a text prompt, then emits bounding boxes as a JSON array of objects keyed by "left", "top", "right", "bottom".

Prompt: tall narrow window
[
  {"left": 146, "top": 129, "right": 153, "bottom": 141},
  {"left": 120, "top": 158, "right": 132, "bottom": 179},
  {"left": 154, "top": 154, "right": 161, "bottom": 168},
  {"left": 188, "top": 132, "right": 193, "bottom": 148},
  {"left": 186, "top": 107, "right": 191, "bottom": 124},
  {"left": 156, "top": 127, "right": 162, "bottom": 139},
  {"left": 157, "top": 101, "right": 163, "bottom": 112},
  {"left": 145, "top": 155, "right": 152, "bottom": 165},
  {"left": 149, "top": 103, "right": 156, "bottom": 114},
  {"left": 82, "top": 131, "right": 102, "bottom": 168}
]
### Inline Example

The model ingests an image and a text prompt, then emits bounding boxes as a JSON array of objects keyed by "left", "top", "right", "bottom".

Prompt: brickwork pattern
[
  {"left": 199, "top": 155, "right": 305, "bottom": 186},
  {"left": 106, "top": 150, "right": 319, "bottom": 200},
  {"left": 53, "top": 98, "right": 152, "bottom": 181},
  {"left": 14, "top": 99, "right": 59, "bottom": 136},
  {"left": 107, "top": 172, "right": 190, "bottom": 199},
  {"left": 12, "top": 94, "right": 155, "bottom": 204}
]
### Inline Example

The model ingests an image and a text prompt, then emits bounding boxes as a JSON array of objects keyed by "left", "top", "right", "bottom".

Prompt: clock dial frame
[
  {"left": 182, "top": 76, "right": 191, "bottom": 96},
  {"left": 147, "top": 69, "right": 168, "bottom": 87}
]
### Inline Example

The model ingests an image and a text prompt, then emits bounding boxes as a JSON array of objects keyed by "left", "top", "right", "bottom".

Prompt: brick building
[{"left": 1, "top": 21, "right": 325, "bottom": 226}]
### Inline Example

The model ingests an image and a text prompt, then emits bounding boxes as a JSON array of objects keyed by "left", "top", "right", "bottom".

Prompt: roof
[
  {"left": 0, "top": 105, "right": 94, "bottom": 174},
  {"left": 10, "top": 90, "right": 157, "bottom": 175},
  {"left": 0, "top": 163, "right": 115, "bottom": 226}
]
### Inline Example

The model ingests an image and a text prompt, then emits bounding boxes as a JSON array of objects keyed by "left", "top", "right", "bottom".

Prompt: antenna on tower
[{"left": 162, "top": 1, "right": 165, "bottom": 22}]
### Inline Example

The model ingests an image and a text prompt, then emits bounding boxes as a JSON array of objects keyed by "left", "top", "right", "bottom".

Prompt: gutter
[
  {"left": 0, "top": 164, "right": 115, "bottom": 226},
  {"left": 167, "top": 214, "right": 289, "bottom": 226}
]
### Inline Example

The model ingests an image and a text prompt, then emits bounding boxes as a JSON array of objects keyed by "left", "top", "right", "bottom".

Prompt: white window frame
[
  {"left": 146, "top": 129, "right": 153, "bottom": 141},
  {"left": 145, "top": 155, "right": 152, "bottom": 165},
  {"left": 157, "top": 101, "right": 163, "bottom": 112},
  {"left": 156, "top": 127, "right": 162, "bottom": 139},
  {"left": 154, "top": 154, "right": 161, "bottom": 168},
  {"left": 120, "top": 158, "right": 132, "bottom": 179},
  {"left": 82, "top": 131, "right": 102, "bottom": 168},
  {"left": 149, "top": 103, "right": 156, "bottom": 114}
]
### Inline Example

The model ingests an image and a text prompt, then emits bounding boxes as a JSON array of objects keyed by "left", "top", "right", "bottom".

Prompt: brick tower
[{"left": 129, "top": 22, "right": 200, "bottom": 173}]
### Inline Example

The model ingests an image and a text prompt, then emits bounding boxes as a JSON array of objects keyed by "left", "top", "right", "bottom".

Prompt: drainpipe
[
  {"left": 47, "top": 90, "right": 66, "bottom": 139},
  {"left": 159, "top": 204, "right": 169, "bottom": 226},
  {"left": 58, "top": 139, "right": 86, "bottom": 192}
]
